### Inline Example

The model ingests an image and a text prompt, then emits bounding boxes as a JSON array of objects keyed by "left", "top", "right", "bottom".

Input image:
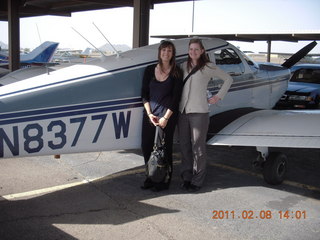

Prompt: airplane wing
[{"left": 207, "top": 109, "right": 320, "bottom": 149}]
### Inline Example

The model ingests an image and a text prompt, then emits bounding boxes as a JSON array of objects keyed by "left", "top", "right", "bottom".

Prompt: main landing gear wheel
[{"left": 263, "top": 152, "right": 287, "bottom": 185}]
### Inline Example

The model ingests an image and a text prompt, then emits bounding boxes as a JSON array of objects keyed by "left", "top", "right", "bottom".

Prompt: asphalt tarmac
[{"left": 0, "top": 145, "right": 319, "bottom": 240}]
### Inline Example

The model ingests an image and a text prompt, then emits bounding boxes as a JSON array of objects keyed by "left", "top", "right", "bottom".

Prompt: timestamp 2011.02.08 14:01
[{"left": 212, "top": 210, "right": 307, "bottom": 220}]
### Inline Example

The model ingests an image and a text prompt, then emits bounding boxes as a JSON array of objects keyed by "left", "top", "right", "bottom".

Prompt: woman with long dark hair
[{"left": 141, "top": 40, "right": 183, "bottom": 191}]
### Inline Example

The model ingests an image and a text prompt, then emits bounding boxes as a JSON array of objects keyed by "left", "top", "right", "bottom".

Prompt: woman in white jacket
[{"left": 179, "top": 39, "right": 233, "bottom": 192}]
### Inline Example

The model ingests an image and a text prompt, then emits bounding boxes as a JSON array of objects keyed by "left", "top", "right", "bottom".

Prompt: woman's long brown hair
[
  {"left": 158, "top": 40, "right": 180, "bottom": 78},
  {"left": 186, "top": 38, "right": 210, "bottom": 72}
]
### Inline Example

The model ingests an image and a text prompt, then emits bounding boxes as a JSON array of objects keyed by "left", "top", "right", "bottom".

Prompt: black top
[{"left": 141, "top": 64, "right": 183, "bottom": 117}]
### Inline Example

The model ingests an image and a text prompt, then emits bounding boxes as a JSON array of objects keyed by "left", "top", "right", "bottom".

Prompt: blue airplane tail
[
  {"left": 20, "top": 41, "right": 59, "bottom": 63},
  {"left": 0, "top": 41, "right": 59, "bottom": 65}
]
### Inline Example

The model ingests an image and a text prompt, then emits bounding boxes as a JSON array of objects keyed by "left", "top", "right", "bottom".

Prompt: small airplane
[
  {"left": 0, "top": 41, "right": 59, "bottom": 86},
  {"left": 52, "top": 48, "right": 93, "bottom": 63},
  {"left": 0, "top": 37, "right": 318, "bottom": 185},
  {"left": 0, "top": 41, "right": 59, "bottom": 66},
  {"left": 79, "top": 48, "right": 93, "bottom": 58}
]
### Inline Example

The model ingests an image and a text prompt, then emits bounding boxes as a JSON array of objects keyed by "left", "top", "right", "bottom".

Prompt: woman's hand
[
  {"left": 158, "top": 117, "right": 168, "bottom": 128},
  {"left": 208, "top": 95, "right": 220, "bottom": 105},
  {"left": 148, "top": 114, "right": 159, "bottom": 126}
]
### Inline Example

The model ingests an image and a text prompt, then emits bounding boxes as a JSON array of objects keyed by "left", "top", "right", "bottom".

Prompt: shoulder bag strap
[
  {"left": 182, "top": 66, "right": 200, "bottom": 86},
  {"left": 153, "top": 126, "right": 159, "bottom": 146},
  {"left": 153, "top": 126, "right": 165, "bottom": 149}
]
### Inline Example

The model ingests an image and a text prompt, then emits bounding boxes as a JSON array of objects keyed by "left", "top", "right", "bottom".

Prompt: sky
[{"left": 0, "top": 0, "right": 320, "bottom": 53}]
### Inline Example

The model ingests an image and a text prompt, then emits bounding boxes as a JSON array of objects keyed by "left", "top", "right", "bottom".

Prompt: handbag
[{"left": 147, "top": 126, "right": 168, "bottom": 183}]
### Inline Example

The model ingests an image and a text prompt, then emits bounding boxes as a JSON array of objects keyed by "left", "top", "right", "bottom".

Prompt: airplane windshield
[
  {"left": 215, "top": 48, "right": 242, "bottom": 65},
  {"left": 213, "top": 48, "right": 245, "bottom": 74}
]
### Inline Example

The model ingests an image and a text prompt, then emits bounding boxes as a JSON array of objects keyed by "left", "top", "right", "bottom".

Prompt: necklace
[{"left": 155, "top": 64, "right": 171, "bottom": 81}]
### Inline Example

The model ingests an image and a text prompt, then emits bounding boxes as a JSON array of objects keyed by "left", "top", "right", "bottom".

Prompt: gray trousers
[{"left": 178, "top": 112, "right": 209, "bottom": 187}]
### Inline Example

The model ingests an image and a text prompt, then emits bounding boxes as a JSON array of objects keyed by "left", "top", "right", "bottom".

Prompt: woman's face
[
  {"left": 160, "top": 46, "right": 173, "bottom": 63},
  {"left": 189, "top": 43, "right": 204, "bottom": 61}
]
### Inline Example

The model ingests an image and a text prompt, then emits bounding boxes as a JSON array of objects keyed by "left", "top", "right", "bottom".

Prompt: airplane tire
[{"left": 263, "top": 152, "right": 287, "bottom": 185}]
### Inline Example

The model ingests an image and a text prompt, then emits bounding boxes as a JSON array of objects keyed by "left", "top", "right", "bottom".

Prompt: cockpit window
[
  {"left": 212, "top": 48, "right": 245, "bottom": 74},
  {"left": 214, "top": 48, "right": 242, "bottom": 65}
]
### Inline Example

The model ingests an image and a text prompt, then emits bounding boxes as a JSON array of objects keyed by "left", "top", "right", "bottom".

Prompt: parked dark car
[{"left": 275, "top": 64, "right": 320, "bottom": 109}]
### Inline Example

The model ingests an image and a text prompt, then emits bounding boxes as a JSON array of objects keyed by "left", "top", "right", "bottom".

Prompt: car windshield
[{"left": 291, "top": 68, "right": 320, "bottom": 84}]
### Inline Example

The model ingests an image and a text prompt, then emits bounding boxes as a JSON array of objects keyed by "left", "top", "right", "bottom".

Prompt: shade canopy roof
[
  {"left": 151, "top": 33, "right": 320, "bottom": 42},
  {"left": 0, "top": 0, "right": 191, "bottom": 20}
]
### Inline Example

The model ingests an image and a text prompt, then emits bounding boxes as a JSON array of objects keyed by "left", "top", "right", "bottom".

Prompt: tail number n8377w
[{"left": 0, "top": 111, "right": 132, "bottom": 157}]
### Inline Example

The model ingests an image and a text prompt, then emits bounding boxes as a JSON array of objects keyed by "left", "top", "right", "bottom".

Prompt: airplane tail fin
[
  {"left": 20, "top": 41, "right": 59, "bottom": 64},
  {"left": 79, "top": 48, "right": 92, "bottom": 58},
  {"left": 281, "top": 41, "right": 317, "bottom": 68}
]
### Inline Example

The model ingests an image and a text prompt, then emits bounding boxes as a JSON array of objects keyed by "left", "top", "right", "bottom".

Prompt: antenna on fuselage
[
  {"left": 192, "top": 0, "right": 195, "bottom": 33},
  {"left": 92, "top": 22, "right": 120, "bottom": 58},
  {"left": 36, "top": 23, "right": 42, "bottom": 45},
  {"left": 71, "top": 27, "right": 106, "bottom": 57}
]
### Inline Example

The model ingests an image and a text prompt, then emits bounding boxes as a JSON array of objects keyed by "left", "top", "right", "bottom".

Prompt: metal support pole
[
  {"left": 133, "top": 0, "right": 150, "bottom": 48},
  {"left": 267, "top": 39, "right": 271, "bottom": 62},
  {"left": 8, "top": 0, "right": 20, "bottom": 71}
]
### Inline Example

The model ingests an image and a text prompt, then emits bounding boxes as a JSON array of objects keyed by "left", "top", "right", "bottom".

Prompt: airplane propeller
[{"left": 281, "top": 41, "right": 317, "bottom": 68}]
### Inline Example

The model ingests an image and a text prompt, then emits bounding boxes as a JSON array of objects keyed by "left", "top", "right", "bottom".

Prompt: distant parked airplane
[
  {"left": 52, "top": 48, "right": 93, "bottom": 63},
  {"left": 0, "top": 41, "right": 59, "bottom": 67}
]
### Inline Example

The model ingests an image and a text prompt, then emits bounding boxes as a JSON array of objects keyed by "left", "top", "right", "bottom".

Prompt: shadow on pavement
[{"left": 0, "top": 145, "right": 319, "bottom": 239}]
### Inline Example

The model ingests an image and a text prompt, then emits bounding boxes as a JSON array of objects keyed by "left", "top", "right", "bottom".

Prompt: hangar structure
[
  {"left": 0, "top": 0, "right": 194, "bottom": 71},
  {"left": 151, "top": 32, "right": 320, "bottom": 62},
  {"left": 1, "top": 0, "right": 320, "bottom": 71}
]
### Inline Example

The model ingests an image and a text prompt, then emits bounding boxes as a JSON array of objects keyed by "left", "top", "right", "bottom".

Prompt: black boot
[
  {"left": 180, "top": 181, "right": 191, "bottom": 190},
  {"left": 141, "top": 178, "right": 154, "bottom": 190}
]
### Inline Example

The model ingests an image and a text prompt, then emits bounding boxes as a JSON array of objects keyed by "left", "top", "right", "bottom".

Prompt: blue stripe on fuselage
[
  {"left": 1, "top": 74, "right": 287, "bottom": 125},
  {"left": 0, "top": 97, "right": 143, "bottom": 125},
  {"left": 208, "top": 76, "right": 288, "bottom": 94}
]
